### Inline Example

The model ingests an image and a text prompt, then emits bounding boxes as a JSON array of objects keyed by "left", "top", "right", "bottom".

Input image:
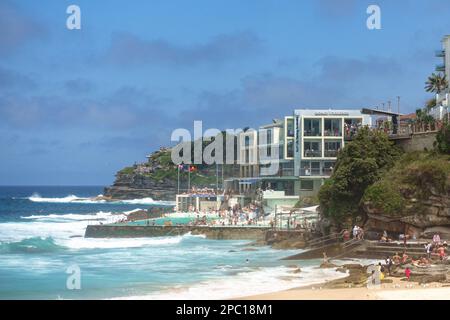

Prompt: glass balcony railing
[
  {"left": 300, "top": 168, "right": 334, "bottom": 176},
  {"left": 324, "top": 150, "right": 339, "bottom": 157},
  {"left": 436, "top": 64, "right": 445, "bottom": 72},
  {"left": 303, "top": 130, "right": 322, "bottom": 137},
  {"left": 303, "top": 150, "right": 322, "bottom": 158},
  {"left": 260, "top": 168, "right": 295, "bottom": 177},
  {"left": 300, "top": 168, "right": 321, "bottom": 176},
  {"left": 436, "top": 50, "right": 445, "bottom": 57}
]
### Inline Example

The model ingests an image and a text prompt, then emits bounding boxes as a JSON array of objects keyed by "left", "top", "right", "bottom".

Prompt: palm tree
[
  {"left": 426, "top": 98, "right": 436, "bottom": 111},
  {"left": 425, "top": 73, "right": 448, "bottom": 94}
]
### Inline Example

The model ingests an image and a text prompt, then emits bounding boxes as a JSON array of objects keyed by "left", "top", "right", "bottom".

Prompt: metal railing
[
  {"left": 307, "top": 231, "right": 345, "bottom": 249},
  {"left": 328, "top": 238, "right": 365, "bottom": 260}
]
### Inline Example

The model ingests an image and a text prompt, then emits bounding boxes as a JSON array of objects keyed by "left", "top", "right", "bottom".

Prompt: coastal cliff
[
  {"left": 104, "top": 147, "right": 239, "bottom": 200},
  {"left": 104, "top": 148, "right": 178, "bottom": 200}
]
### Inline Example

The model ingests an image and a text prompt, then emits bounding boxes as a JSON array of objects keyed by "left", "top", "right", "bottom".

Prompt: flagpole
[
  {"left": 177, "top": 165, "right": 180, "bottom": 194},
  {"left": 216, "top": 163, "right": 219, "bottom": 193},
  {"left": 188, "top": 167, "right": 191, "bottom": 191}
]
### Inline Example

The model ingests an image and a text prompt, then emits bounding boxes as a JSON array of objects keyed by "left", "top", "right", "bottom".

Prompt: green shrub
[
  {"left": 119, "top": 167, "right": 135, "bottom": 174},
  {"left": 363, "top": 181, "right": 404, "bottom": 216},
  {"left": 402, "top": 159, "right": 450, "bottom": 198},
  {"left": 435, "top": 123, "right": 450, "bottom": 154}
]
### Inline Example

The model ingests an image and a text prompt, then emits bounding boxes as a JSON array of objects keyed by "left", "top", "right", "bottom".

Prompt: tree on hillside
[
  {"left": 435, "top": 123, "right": 450, "bottom": 154},
  {"left": 425, "top": 73, "right": 448, "bottom": 94},
  {"left": 318, "top": 127, "right": 401, "bottom": 228}
]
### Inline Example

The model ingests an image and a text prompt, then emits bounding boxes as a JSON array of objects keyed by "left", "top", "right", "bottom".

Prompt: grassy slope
[
  {"left": 117, "top": 150, "right": 217, "bottom": 185},
  {"left": 363, "top": 151, "right": 450, "bottom": 217}
]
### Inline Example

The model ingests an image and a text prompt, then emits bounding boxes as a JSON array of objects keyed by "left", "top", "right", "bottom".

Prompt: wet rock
[
  {"left": 321, "top": 264, "right": 369, "bottom": 289},
  {"left": 290, "top": 268, "right": 302, "bottom": 274},
  {"left": 320, "top": 262, "right": 338, "bottom": 269},
  {"left": 342, "top": 264, "right": 364, "bottom": 270},
  {"left": 271, "top": 239, "right": 306, "bottom": 250}
]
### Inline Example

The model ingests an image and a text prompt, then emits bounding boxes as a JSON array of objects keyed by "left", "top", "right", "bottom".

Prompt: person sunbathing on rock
[{"left": 401, "top": 252, "right": 409, "bottom": 264}]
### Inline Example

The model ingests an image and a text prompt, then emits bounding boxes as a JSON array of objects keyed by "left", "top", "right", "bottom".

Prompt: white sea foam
[
  {"left": 114, "top": 265, "right": 349, "bottom": 300},
  {"left": 28, "top": 194, "right": 106, "bottom": 204},
  {"left": 119, "top": 198, "right": 175, "bottom": 205},
  {"left": 1, "top": 211, "right": 186, "bottom": 250},
  {"left": 63, "top": 236, "right": 183, "bottom": 249},
  {"left": 27, "top": 194, "right": 175, "bottom": 206},
  {"left": 22, "top": 211, "right": 123, "bottom": 221}
]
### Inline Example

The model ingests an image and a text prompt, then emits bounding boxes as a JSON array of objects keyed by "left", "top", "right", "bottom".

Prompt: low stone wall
[
  {"left": 395, "top": 132, "right": 437, "bottom": 152},
  {"left": 85, "top": 225, "right": 270, "bottom": 240}
]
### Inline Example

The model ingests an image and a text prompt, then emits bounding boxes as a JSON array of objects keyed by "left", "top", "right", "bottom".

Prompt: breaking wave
[
  {"left": 27, "top": 194, "right": 174, "bottom": 206},
  {"left": 0, "top": 237, "right": 64, "bottom": 254}
]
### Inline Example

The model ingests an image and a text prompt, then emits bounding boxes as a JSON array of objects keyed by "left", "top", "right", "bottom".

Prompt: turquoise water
[
  {"left": 126, "top": 216, "right": 218, "bottom": 226},
  {"left": 0, "top": 186, "right": 345, "bottom": 300}
]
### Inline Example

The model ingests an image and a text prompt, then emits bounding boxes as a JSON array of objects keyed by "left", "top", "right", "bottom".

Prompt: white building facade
[
  {"left": 434, "top": 35, "right": 450, "bottom": 119},
  {"left": 230, "top": 109, "right": 372, "bottom": 200},
  {"left": 293, "top": 109, "right": 372, "bottom": 197}
]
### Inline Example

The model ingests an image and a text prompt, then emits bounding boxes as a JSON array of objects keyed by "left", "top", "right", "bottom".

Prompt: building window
[
  {"left": 323, "top": 161, "right": 335, "bottom": 176},
  {"left": 286, "top": 140, "right": 294, "bottom": 158},
  {"left": 300, "top": 161, "right": 320, "bottom": 176},
  {"left": 324, "top": 119, "right": 342, "bottom": 136},
  {"left": 300, "top": 161, "right": 311, "bottom": 176},
  {"left": 267, "top": 129, "right": 272, "bottom": 144},
  {"left": 300, "top": 180, "right": 314, "bottom": 191},
  {"left": 281, "top": 161, "right": 294, "bottom": 177},
  {"left": 303, "top": 140, "right": 322, "bottom": 158},
  {"left": 245, "top": 136, "right": 250, "bottom": 147},
  {"left": 324, "top": 140, "right": 342, "bottom": 157},
  {"left": 286, "top": 118, "right": 294, "bottom": 137},
  {"left": 304, "top": 118, "right": 321, "bottom": 136}
]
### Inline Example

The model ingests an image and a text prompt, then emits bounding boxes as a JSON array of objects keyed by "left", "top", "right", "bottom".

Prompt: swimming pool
[{"left": 126, "top": 216, "right": 218, "bottom": 226}]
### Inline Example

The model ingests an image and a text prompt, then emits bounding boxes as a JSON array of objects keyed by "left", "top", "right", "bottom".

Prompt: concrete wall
[
  {"left": 395, "top": 132, "right": 437, "bottom": 152},
  {"left": 85, "top": 225, "right": 270, "bottom": 240}
]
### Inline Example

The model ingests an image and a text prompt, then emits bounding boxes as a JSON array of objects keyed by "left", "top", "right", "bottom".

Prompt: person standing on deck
[
  {"left": 352, "top": 225, "right": 358, "bottom": 239},
  {"left": 425, "top": 243, "right": 433, "bottom": 259},
  {"left": 385, "top": 256, "right": 393, "bottom": 276}
]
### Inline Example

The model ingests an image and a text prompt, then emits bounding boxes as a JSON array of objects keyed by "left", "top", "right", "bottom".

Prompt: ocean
[{"left": 0, "top": 186, "right": 347, "bottom": 300}]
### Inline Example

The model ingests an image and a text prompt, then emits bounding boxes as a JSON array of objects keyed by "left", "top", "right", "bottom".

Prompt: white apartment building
[
  {"left": 231, "top": 109, "right": 372, "bottom": 200},
  {"left": 434, "top": 35, "right": 450, "bottom": 119},
  {"left": 294, "top": 109, "right": 372, "bottom": 197}
]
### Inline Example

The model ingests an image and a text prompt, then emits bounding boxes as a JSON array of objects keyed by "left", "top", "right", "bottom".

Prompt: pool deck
[{"left": 84, "top": 224, "right": 273, "bottom": 240}]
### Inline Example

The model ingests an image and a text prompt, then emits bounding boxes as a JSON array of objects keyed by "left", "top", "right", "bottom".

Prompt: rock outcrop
[
  {"left": 104, "top": 175, "right": 177, "bottom": 201},
  {"left": 364, "top": 191, "right": 450, "bottom": 238}
]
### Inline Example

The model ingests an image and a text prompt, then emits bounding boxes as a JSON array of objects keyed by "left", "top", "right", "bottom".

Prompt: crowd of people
[
  {"left": 186, "top": 187, "right": 218, "bottom": 195},
  {"left": 344, "top": 122, "right": 361, "bottom": 138},
  {"left": 183, "top": 203, "right": 266, "bottom": 227}
]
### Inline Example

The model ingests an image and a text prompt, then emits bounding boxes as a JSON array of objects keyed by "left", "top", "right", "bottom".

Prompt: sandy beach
[{"left": 239, "top": 277, "right": 450, "bottom": 300}]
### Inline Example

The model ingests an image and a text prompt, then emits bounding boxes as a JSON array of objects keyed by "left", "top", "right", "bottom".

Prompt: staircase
[{"left": 354, "top": 241, "right": 428, "bottom": 259}]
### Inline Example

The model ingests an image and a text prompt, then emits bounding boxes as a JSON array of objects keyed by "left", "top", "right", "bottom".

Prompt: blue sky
[{"left": 1, "top": 0, "right": 450, "bottom": 185}]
